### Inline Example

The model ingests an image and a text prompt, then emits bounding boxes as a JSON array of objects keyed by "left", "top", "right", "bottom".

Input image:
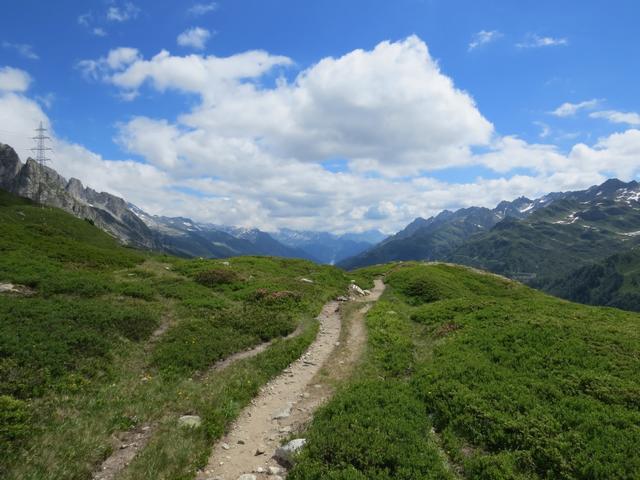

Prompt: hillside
[
  {"left": 289, "top": 263, "right": 640, "bottom": 479},
  {"left": 539, "top": 247, "right": 640, "bottom": 312},
  {"left": 2, "top": 191, "right": 640, "bottom": 479},
  {"left": 449, "top": 179, "right": 640, "bottom": 282},
  {"left": 338, "top": 195, "right": 555, "bottom": 270},
  {"left": 0, "top": 189, "right": 350, "bottom": 479}
]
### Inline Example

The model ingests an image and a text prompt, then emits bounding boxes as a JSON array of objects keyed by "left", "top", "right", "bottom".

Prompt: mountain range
[
  {"left": 338, "top": 178, "right": 640, "bottom": 309},
  {"left": 0, "top": 142, "right": 380, "bottom": 263}
]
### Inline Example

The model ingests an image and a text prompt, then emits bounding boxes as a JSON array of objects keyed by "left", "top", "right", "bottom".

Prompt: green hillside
[
  {"left": 290, "top": 263, "right": 640, "bottom": 479},
  {"left": 0, "top": 190, "right": 349, "bottom": 479},
  {"left": 539, "top": 248, "right": 640, "bottom": 312},
  {"left": 447, "top": 217, "right": 638, "bottom": 282}
]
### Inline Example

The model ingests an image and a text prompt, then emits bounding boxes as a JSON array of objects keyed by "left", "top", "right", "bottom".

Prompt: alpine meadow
[{"left": 1, "top": 1, "right": 640, "bottom": 479}]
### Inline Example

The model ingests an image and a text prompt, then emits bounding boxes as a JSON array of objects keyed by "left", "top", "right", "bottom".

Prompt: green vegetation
[
  {"left": 291, "top": 263, "right": 640, "bottom": 479},
  {"left": 0, "top": 190, "right": 349, "bottom": 478},
  {"left": 540, "top": 248, "right": 640, "bottom": 312}
]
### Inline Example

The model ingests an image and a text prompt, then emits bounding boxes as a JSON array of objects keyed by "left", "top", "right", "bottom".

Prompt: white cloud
[
  {"left": 107, "top": 2, "right": 140, "bottom": 22},
  {"left": 77, "top": 47, "right": 141, "bottom": 80},
  {"left": 188, "top": 2, "right": 218, "bottom": 16},
  {"left": 93, "top": 27, "right": 107, "bottom": 37},
  {"left": 2, "top": 42, "right": 39, "bottom": 60},
  {"left": 92, "top": 36, "right": 492, "bottom": 175},
  {"left": 5, "top": 38, "right": 638, "bottom": 233},
  {"left": 78, "top": 13, "right": 92, "bottom": 27},
  {"left": 550, "top": 99, "right": 599, "bottom": 117},
  {"left": 177, "top": 27, "right": 212, "bottom": 50},
  {"left": 0, "top": 67, "right": 32, "bottom": 92},
  {"left": 517, "top": 34, "right": 568, "bottom": 49},
  {"left": 534, "top": 121, "right": 551, "bottom": 138},
  {"left": 589, "top": 110, "right": 640, "bottom": 126},
  {"left": 468, "top": 30, "right": 502, "bottom": 51}
]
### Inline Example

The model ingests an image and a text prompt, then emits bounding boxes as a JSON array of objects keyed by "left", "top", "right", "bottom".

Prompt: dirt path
[{"left": 197, "top": 279, "right": 385, "bottom": 480}]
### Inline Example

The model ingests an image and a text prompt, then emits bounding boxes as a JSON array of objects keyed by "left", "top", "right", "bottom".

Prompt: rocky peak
[
  {"left": 0, "top": 143, "right": 23, "bottom": 189},
  {"left": 0, "top": 142, "right": 157, "bottom": 250}
]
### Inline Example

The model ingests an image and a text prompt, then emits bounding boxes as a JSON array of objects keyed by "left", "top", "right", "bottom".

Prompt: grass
[
  {"left": 290, "top": 262, "right": 640, "bottom": 480},
  {"left": 0, "top": 190, "right": 350, "bottom": 478}
]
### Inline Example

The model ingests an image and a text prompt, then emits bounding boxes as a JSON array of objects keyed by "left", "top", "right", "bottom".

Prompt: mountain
[
  {"left": 129, "top": 206, "right": 316, "bottom": 261},
  {"left": 338, "top": 195, "right": 555, "bottom": 270},
  {"left": 0, "top": 142, "right": 315, "bottom": 261},
  {"left": 539, "top": 247, "right": 640, "bottom": 312},
  {"left": 272, "top": 229, "right": 386, "bottom": 264},
  {"left": 449, "top": 179, "right": 640, "bottom": 282},
  {"left": 0, "top": 143, "right": 157, "bottom": 249}
]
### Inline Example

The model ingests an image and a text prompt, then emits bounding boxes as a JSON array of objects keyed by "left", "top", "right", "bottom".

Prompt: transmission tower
[
  {"left": 31, "top": 122, "right": 53, "bottom": 208},
  {"left": 31, "top": 121, "right": 52, "bottom": 167}
]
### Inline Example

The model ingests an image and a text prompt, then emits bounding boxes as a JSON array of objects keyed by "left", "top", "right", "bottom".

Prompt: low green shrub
[{"left": 194, "top": 268, "right": 240, "bottom": 287}]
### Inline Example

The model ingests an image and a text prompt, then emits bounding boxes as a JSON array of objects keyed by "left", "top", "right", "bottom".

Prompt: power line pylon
[
  {"left": 31, "top": 122, "right": 53, "bottom": 208},
  {"left": 31, "top": 121, "right": 52, "bottom": 168}
]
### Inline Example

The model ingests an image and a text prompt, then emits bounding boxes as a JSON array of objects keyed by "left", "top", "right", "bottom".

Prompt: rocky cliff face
[{"left": 0, "top": 143, "right": 157, "bottom": 249}]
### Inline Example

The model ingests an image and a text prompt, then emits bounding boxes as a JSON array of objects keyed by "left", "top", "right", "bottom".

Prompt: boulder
[
  {"left": 274, "top": 438, "right": 306, "bottom": 466},
  {"left": 178, "top": 415, "right": 201, "bottom": 428}
]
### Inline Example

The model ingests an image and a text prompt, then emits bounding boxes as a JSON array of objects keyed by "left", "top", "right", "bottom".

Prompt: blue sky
[{"left": 1, "top": 1, "right": 639, "bottom": 232}]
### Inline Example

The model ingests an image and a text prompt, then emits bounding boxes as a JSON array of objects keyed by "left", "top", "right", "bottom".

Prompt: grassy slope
[
  {"left": 290, "top": 263, "right": 640, "bottom": 480},
  {"left": 539, "top": 248, "right": 640, "bottom": 312},
  {"left": 0, "top": 190, "right": 349, "bottom": 479}
]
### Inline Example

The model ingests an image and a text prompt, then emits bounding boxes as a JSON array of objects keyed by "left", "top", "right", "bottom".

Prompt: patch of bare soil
[{"left": 92, "top": 424, "right": 154, "bottom": 480}]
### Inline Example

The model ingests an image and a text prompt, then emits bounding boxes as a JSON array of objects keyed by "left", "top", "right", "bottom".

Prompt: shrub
[
  {"left": 0, "top": 395, "right": 30, "bottom": 456},
  {"left": 194, "top": 268, "right": 240, "bottom": 287}
]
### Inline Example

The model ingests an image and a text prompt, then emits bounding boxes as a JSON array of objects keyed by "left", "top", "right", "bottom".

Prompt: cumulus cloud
[
  {"left": 550, "top": 99, "right": 599, "bottom": 117},
  {"left": 0, "top": 67, "right": 32, "bottom": 92},
  {"left": 2, "top": 42, "right": 39, "bottom": 60},
  {"left": 91, "top": 36, "right": 493, "bottom": 175},
  {"left": 188, "top": 2, "right": 218, "bottom": 16},
  {"left": 517, "top": 34, "right": 568, "bottom": 49},
  {"left": 177, "top": 27, "right": 212, "bottom": 50},
  {"left": 468, "top": 30, "right": 502, "bottom": 51},
  {"left": 589, "top": 110, "right": 640, "bottom": 126}
]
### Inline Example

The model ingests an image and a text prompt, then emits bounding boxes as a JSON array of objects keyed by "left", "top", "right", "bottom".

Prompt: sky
[{"left": 1, "top": 0, "right": 639, "bottom": 234}]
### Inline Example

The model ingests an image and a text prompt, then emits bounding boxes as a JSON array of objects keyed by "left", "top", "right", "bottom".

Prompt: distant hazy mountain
[
  {"left": 338, "top": 195, "right": 557, "bottom": 270},
  {"left": 272, "top": 228, "right": 386, "bottom": 264},
  {"left": 129, "top": 206, "right": 316, "bottom": 261}
]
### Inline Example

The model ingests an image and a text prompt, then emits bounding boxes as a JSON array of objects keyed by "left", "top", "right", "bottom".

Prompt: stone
[
  {"left": 237, "top": 475, "right": 256, "bottom": 480},
  {"left": 255, "top": 445, "right": 266, "bottom": 455},
  {"left": 272, "top": 404, "right": 292, "bottom": 419},
  {"left": 268, "top": 466, "right": 282, "bottom": 475},
  {"left": 349, "top": 284, "right": 366, "bottom": 296},
  {"left": 274, "top": 438, "right": 307, "bottom": 466},
  {"left": 177, "top": 415, "right": 201, "bottom": 428},
  {"left": 221, "top": 442, "right": 230, "bottom": 450},
  {"left": 300, "top": 278, "right": 314, "bottom": 283}
]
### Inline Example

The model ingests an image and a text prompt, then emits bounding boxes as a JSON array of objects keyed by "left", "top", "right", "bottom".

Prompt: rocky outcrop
[{"left": 0, "top": 142, "right": 157, "bottom": 249}]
